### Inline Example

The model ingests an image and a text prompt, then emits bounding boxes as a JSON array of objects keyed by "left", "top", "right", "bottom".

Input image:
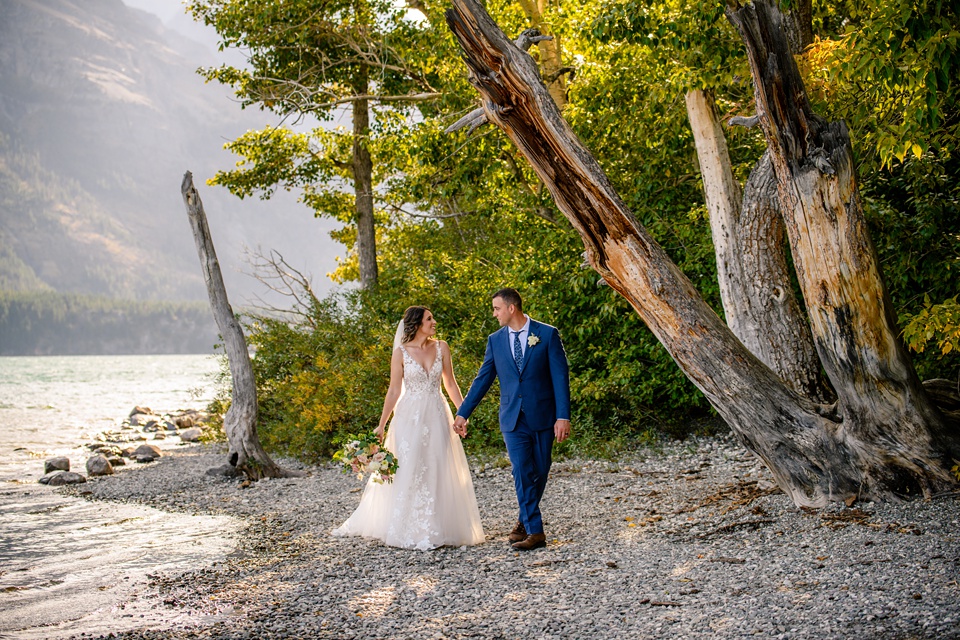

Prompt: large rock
[
  {"left": 107, "top": 456, "right": 126, "bottom": 467},
  {"left": 42, "top": 471, "right": 87, "bottom": 485},
  {"left": 132, "top": 444, "right": 162, "bottom": 458},
  {"left": 121, "top": 446, "right": 137, "bottom": 458},
  {"left": 132, "top": 443, "right": 162, "bottom": 462},
  {"left": 130, "top": 406, "right": 153, "bottom": 416},
  {"left": 205, "top": 464, "right": 241, "bottom": 478},
  {"left": 44, "top": 457, "right": 70, "bottom": 474},
  {"left": 86, "top": 455, "right": 114, "bottom": 476},
  {"left": 174, "top": 415, "right": 195, "bottom": 429},
  {"left": 179, "top": 428, "right": 203, "bottom": 442}
]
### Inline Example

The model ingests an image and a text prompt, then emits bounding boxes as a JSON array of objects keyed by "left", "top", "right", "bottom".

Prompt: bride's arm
[
  {"left": 375, "top": 348, "right": 404, "bottom": 440},
  {"left": 440, "top": 341, "right": 465, "bottom": 409}
]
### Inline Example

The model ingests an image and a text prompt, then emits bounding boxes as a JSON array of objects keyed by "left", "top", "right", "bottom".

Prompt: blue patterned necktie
[{"left": 513, "top": 331, "right": 523, "bottom": 371}]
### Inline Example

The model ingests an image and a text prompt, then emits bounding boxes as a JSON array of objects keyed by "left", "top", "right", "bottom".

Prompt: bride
[{"left": 332, "top": 306, "right": 485, "bottom": 550}]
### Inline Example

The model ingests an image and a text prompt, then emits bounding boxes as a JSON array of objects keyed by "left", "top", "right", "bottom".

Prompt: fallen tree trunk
[
  {"left": 181, "top": 171, "right": 300, "bottom": 480},
  {"left": 444, "top": 0, "right": 959, "bottom": 505}
]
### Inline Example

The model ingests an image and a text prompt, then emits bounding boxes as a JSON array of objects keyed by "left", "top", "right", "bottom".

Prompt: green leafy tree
[{"left": 188, "top": 0, "right": 445, "bottom": 288}]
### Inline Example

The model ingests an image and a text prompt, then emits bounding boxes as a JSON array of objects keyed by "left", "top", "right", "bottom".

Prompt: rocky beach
[{"left": 20, "top": 429, "right": 959, "bottom": 640}]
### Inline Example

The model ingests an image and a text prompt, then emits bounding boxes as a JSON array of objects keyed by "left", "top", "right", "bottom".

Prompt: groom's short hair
[{"left": 493, "top": 287, "right": 522, "bottom": 312}]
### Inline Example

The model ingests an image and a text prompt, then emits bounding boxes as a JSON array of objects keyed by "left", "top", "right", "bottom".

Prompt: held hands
[
  {"left": 554, "top": 419, "right": 571, "bottom": 443},
  {"left": 453, "top": 415, "right": 468, "bottom": 438}
]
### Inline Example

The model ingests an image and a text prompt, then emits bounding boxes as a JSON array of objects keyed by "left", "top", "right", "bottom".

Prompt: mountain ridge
[{"left": 0, "top": 0, "right": 339, "bottom": 304}]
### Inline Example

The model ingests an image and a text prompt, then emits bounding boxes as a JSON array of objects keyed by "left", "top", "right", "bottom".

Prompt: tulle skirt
[{"left": 332, "top": 390, "right": 485, "bottom": 550}]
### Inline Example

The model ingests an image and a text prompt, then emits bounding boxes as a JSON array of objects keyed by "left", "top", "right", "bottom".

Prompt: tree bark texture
[
  {"left": 685, "top": 89, "right": 829, "bottom": 402},
  {"left": 782, "top": 0, "right": 813, "bottom": 52},
  {"left": 727, "top": 0, "right": 959, "bottom": 466},
  {"left": 445, "top": 0, "right": 959, "bottom": 505},
  {"left": 181, "top": 172, "right": 292, "bottom": 480},
  {"left": 353, "top": 67, "right": 379, "bottom": 289}
]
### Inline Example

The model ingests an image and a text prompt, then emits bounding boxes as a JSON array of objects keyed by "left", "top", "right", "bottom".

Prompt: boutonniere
[{"left": 527, "top": 335, "right": 540, "bottom": 348}]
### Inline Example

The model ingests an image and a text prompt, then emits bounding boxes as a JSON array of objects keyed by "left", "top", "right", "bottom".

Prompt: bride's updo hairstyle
[{"left": 401, "top": 306, "right": 430, "bottom": 344}]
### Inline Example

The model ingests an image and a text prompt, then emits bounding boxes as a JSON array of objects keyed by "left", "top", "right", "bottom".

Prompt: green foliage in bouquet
[{"left": 334, "top": 432, "right": 399, "bottom": 484}]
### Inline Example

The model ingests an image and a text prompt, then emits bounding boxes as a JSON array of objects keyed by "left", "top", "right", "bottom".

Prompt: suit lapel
[
  {"left": 518, "top": 321, "right": 539, "bottom": 376},
  {"left": 498, "top": 327, "right": 514, "bottom": 376}
]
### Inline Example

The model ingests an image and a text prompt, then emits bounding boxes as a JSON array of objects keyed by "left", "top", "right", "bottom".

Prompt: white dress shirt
[{"left": 508, "top": 315, "right": 532, "bottom": 360}]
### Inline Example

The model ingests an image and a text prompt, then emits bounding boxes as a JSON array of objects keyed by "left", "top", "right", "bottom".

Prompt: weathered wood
[
  {"left": 444, "top": 0, "right": 959, "bottom": 505},
  {"left": 181, "top": 172, "right": 299, "bottom": 480},
  {"left": 445, "top": 28, "right": 555, "bottom": 136},
  {"left": 515, "top": 0, "right": 568, "bottom": 108},
  {"left": 685, "top": 89, "right": 829, "bottom": 401},
  {"left": 726, "top": 0, "right": 958, "bottom": 479},
  {"left": 352, "top": 69, "right": 378, "bottom": 289}
]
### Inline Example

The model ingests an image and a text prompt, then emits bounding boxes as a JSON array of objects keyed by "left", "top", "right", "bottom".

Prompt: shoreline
[{"left": 33, "top": 436, "right": 960, "bottom": 639}]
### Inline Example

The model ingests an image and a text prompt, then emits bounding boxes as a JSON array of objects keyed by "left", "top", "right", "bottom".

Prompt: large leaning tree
[{"left": 444, "top": 0, "right": 960, "bottom": 506}]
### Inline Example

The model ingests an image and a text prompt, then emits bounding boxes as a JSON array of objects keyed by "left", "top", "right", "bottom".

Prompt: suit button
[{"left": 518, "top": 394, "right": 522, "bottom": 398}]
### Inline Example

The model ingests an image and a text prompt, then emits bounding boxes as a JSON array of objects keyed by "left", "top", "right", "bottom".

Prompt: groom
[{"left": 454, "top": 288, "right": 571, "bottom": 551}]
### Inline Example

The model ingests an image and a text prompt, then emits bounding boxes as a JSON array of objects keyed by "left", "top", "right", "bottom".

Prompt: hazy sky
[
  {"left": 116, "top": 0, "right": 344, "bottom": 300},
  {"left": 123, "top": 0, "right": 191, "bottom": 25}
]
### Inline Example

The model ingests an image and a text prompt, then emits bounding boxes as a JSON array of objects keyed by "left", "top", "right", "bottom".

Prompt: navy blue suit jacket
[{"left": 457, "top": 320, "right": 571, "bottom": 432}]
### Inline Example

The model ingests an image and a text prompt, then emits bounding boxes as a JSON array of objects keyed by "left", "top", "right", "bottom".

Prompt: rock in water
[
  {"left": 130, "top": 413, "right": 162, "bottom": 427},
  {"left": 130, "top": 406, "right": 153, "bottom": 416},
  {"left": 180, "top": 428, "right": 203, "bottom": 442},
  {"left": 44, "top": 457, "right": 70, "bottom": 474},
  {"left": 86, "top": 455, "right": 114, "bottom": 476},
  {"left": 46, "top": 471, "right": 87, "bottom": 485}
]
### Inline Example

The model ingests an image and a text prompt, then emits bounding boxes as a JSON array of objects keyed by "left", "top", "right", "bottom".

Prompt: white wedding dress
[{"left": 332, "top": 342, "right": 485, "bottom": 550}]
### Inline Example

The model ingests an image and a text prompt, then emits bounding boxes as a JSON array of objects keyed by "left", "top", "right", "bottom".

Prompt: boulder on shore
[
  {"left": 206, "top": 464, "right": 242, "bottom": 478},
  {"left": 132, "top": 443, "right": 162, "bottom": 463},
  {"left": 130, "top": 406, "right": 152, "bottom": 416},
  {"left": 86, "top": 455, "right": 114, "bottom": 476},
  {"left": 174, "top": 415, "right": 195, "bottom": 429},
  {"left": 179, "top": 428, "right": 203, "bottom": 442},
  {"left": 41, "top": 471, "right": 87, "bottom": 485},
  {"left": 107, "top": 456, "right": 126, "bottom": 467},
  {"left": 121, "top": 446, "right": 137, "bottom": 458},
  {"left": 44, "top": 457, "right": 70, "bottom": 474},
  {"left": 132, "top": 444, "right": 162, "bottom": 458}
]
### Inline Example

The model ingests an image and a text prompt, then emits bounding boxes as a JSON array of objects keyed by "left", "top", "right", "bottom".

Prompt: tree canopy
[{"left": 194, "top": 0, "right": 960, "bottom": 462}]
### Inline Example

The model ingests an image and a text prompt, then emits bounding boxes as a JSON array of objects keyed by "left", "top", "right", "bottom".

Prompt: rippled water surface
[
  {"left": 0, "top": 355, "right": 238, "bottom": 638},
  {"left": 0, "top": 354, "right": 220, "bottom": 479}
]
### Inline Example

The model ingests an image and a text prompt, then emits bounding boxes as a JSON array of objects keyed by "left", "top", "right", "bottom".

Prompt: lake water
[
  {"left": 0, "top": 355, "right": 239, "bottom": 639},
  {"left": 0, "top": 354, "right": 221, "bottom": 479}
]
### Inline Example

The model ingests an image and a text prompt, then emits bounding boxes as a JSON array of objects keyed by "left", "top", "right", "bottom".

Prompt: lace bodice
[{"left": 400, "top": 342, "right": 443, "bottom": 395}]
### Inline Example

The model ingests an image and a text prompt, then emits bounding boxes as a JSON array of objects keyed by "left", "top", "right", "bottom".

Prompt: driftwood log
[
  {"left": 444, "top": 0, "right": 959, "bottom": 505},
  {"left": 181, "top": 171, "right": 300, "bottom": 480}
]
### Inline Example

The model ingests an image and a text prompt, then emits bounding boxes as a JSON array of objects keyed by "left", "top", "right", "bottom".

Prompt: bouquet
[{"left": 334, "top": 432, "right": 399, "bottom": 484}]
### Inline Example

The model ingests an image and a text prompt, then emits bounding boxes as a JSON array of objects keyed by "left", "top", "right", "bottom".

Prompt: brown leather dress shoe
[
  {"left": 512, "top": 533, "right": 546, "bottom": 551},
  {"left": 508, "top": 521, "right": 527, "bottom": 543}
]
